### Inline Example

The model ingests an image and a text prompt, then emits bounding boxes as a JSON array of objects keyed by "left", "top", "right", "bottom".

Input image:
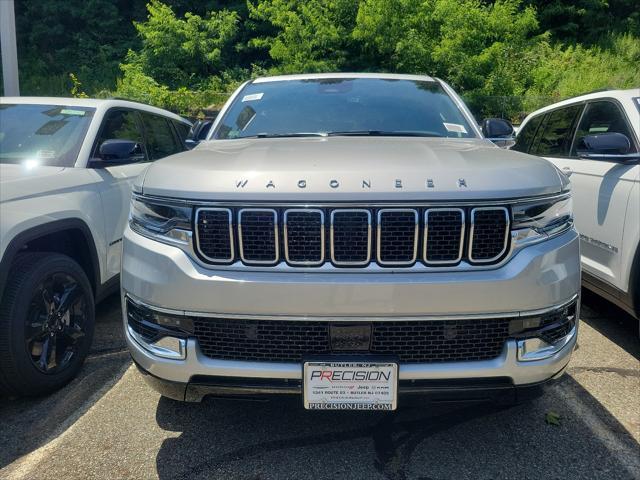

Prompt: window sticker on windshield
[
  {"left": 60, "top": 108, "right": 86, "bottom": 116},
  {"left": 242, "top": 93, "right": 264, "bottom": 102},
  {"left": 443, "top": 122, "right": 467, "bottom": 134},
  {"left": 36, "top": 150, "right": 56, "bottom": 159}
]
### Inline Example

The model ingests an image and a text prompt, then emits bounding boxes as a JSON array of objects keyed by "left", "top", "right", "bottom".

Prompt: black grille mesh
[
  {"left": 538, "top": 303, "right": 576, "bottom": 344},
  {"left": 194, "top": 317, "right": 511, "bottom": 363},
  {"left": 285, "top": 211, "right": 323, "bottom": 263},
  {"left": 425, "top": 209, "right": 463, "bottom": 263},
  {"left": 471, "top": 209, "right": 508, "bottom": 261},
  {"left": 196, "top": 209, "right": 232, "bottom": 261},
  {"left": 378, "top": 210, "right": 417, "bottom": 263},
  {"left": 540, "top": 321, "right": 575, "bottom": 344},
  {"left": 240, "top": 210, "right": 277, "bottom": 263},
  {"left": 195, "top": 319, "right": 330, "bottom": 362},
  {"left": 127, "top": 304, "right": 162, "bottom": 343},
  {"left": 332, "top": 210, "right": 370, "bottom": 264}
]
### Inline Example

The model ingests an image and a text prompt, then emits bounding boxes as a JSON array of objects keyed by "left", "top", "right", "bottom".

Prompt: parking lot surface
[{"left": 0, "top": 291, "right": 638, "bottom": 480}]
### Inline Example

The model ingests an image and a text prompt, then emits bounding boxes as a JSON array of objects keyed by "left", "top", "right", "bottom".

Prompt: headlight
[
  {"left": 512, "top": 194, "right": 573, "bottom": 246},
  {"left": 129, "top": 195, "right": 192, "bottom": 245}
]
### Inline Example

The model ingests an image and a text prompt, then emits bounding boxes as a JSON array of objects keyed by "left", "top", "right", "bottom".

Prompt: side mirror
[
  {"left": 96, "top": 139, "right": 145, "bottom": 165},
  {"left": 482, "top": 118, "right": 515, "bottom": 148},
  {"left": 196, "top": 121, "right": 212, "bottom": 141},
  {"left": 576, "top": 132, "right": 640, "bottom": 162},
  {"left": 184, "top": 121, "right": 213, "bottom": 150}
]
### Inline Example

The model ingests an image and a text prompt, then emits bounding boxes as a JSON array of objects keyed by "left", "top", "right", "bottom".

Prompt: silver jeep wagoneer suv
[{"left": 123, "top": 73, "right": 580, "bottom": 409}]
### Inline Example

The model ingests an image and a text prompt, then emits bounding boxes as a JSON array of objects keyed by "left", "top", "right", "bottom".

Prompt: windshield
[
  {"left": 0, "top": 103, "right": 95, "bottom": 167},
  {"left": 214, "top": 78, "right": 476, "bottom": 140}
]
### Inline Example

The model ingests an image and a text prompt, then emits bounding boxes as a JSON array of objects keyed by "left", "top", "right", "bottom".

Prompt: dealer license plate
[{"left": 303, "top": 361, "right": 398, "bottom": 411}]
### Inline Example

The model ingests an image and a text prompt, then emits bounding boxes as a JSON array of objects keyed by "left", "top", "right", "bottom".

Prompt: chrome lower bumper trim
[{"left": 124, "top": 292, "right": 579, "bottom": 323}]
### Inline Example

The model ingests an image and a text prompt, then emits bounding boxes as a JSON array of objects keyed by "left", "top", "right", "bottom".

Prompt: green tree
[
  {"left": 248, "top": 0, "right": 360, "bottom": 73},
  {"left": 15, "top": 0, "right": 147, "bottom": 95},
  {"left": 523, "top": 0, "right": 640, "bottom": 44},
  {"left": 353, "top": 0, "right": 544, "bottom": 117},
  {"left": 524, "top": 33, "right": 640, "bottom": 110},
  {"left": 129, "top": 0, "right": 240, "bottom": 89},
  {"left": 115, "top": 0, "right": 246, "bottom": 115}
]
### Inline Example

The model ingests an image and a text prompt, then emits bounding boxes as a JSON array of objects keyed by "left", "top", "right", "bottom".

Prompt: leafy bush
[{"left": 524, "top": 33, "right": 640, "bottom": 111}]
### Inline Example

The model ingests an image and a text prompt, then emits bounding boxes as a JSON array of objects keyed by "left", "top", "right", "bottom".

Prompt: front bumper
[{"left": 122, "top": 226, "right": 580, "bottom": 402}]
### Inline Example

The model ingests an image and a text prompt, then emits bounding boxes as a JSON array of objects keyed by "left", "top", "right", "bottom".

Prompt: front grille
[
  {"left": 191, "top": 300, "right": 576, "bottom": 364},
  {"left": 424, "top": 209, "right": 464, "bottom": 264},
  {"left": 377, "top": 209, "right": 418, "bottom": 265},
  {"left": 194, "top": 317, "right": 510, "bottom": 363},
  {"left": 238, "top": 209, "right": 278, "bottom": 264},
  {"left": 194, "top": 205, "right": 511, "bottom": 268},
  {"left": 196, "top": 208, "right": 233, "bottom": 262},
  {"left": 284, "top": 209, "right": 324, "bottom": 265},
  {"left": 470, "top": 208, "right": 509, "bottom": 262},
  {"left": 331, "top": 210, "right": 371, "bottom": 265}
]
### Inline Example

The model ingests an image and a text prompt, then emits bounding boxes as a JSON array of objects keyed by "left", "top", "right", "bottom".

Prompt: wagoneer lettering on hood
[{"left": 141, "top": 136, "right": 563, "bottom": 201}]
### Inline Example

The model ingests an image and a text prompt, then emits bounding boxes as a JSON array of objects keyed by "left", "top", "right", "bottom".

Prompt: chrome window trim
[
  {"left": 238, "top": 208, "right": 279, "bottom": 265},
  {"left": 283, "top": 208, "right": 325, "bottom": 266},
  {"left": 423, "top": 208, "right": 465, "bottom": 265},
  {"left": 194, "top": 207, "right": 234, "bottom": 263},
  {"left": 468, "top": 207, "right": 510, "bottom": 264},
  {"left": 376, "top": 208, "right": 419, "bottom": 266},
  {"left": 330, "top": 209, "right": 372, "bottom": 266}
]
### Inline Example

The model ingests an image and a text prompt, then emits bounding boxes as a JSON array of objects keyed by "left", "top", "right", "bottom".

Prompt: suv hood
[
  {"left": 142, "top": 137, "right": 563, "bottom": 201},
  {"left": 1, "top": 164, "right": 76, "bottom": 202}
]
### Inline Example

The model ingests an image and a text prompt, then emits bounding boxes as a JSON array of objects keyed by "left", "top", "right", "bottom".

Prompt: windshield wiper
[
  {"left": 239, "top": 132, "right": 328, "bottom": 139},
  {"left": 326, "top": 130, "right": 443, "bottom": 137}
]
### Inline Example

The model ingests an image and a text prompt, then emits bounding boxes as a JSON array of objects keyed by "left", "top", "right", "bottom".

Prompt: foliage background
[{"left": 3, "top": 0, "right": 639, "bottom": 120}]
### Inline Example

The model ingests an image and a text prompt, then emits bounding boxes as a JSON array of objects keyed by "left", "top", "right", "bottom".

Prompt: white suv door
[
  {"left": 91, "top": 109, "right": 186, "bottom": 279},
  {"left": 520, "top": 100, "right": 640, "bottom": 292},
  {"left": 91, "top": 109, "right": 150, "bottom": 278}
]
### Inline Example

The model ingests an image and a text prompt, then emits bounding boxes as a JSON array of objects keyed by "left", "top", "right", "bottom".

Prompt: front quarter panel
[{"left": 0, "top": 169, "right": 108, "bottom": 284}]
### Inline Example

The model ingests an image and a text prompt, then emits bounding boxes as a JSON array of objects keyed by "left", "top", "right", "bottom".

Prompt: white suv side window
[
  {"left": 572, "top": 101, "right": 638, "bottom": 156},
  {"left": 529, "top": 104, "right": 583, "bottom": 158},
  {"left": 94, "top": 109, "right": 148, "bottom": 162}
]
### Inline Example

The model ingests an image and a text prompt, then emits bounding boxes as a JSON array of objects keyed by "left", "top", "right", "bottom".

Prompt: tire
[{"left": 0, "top": 252, "right": 95, "bottom": 396}]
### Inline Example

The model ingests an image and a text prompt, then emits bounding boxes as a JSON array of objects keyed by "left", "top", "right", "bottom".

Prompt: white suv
[
  {"left": 0, "top": 97, "right": 191, "bottom": 395},
  {"left": 514, "top": 89, "right": 640, "bottom": 323}
]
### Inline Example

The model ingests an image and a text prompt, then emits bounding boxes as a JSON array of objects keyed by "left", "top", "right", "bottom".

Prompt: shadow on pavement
[
  {"left": 0, "top": 293, "right": 129, "bottom": 468},
  {"left": 153, "top": 375, "right": 640, "bottom": 480},
  {"left": 580, "top": 288, "right": 640, "bottom": 361}
]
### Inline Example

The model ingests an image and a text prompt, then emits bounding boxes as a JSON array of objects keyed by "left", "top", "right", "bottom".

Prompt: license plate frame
[{"left": 303, "top": 361, "right": 398, "bottom": 411}]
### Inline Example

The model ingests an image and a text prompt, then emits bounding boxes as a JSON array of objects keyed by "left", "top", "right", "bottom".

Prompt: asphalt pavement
[{"left": 0, "top": 291, "right": 638, "bottom": 480}]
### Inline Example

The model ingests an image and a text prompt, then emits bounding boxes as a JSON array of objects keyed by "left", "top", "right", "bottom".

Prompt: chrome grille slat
[
  {"left": 376, "top": 209, "right": 419, "bottom": 266},
  {"left": 330, "top": 209, "right": 371, "bottom": 266},
  {"left": 284, "top": 209, "right": 325, "bottom": 266},
  {"left": 238, "top": 209, "right": 279, "bottom": 265},
  {"left": 195, "top": 208, "right": 234, "bottom": 263},
  {"left": 194, "top": 205, "right": 511, "bottom": 268},
  {"left": 424, "top": 208, "right": 465, "bottom": 265},
  {"left": 469, "top": 207, "right": 510, "bottom": 263}
]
